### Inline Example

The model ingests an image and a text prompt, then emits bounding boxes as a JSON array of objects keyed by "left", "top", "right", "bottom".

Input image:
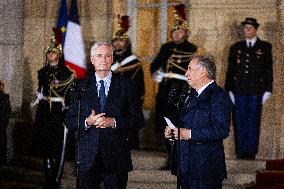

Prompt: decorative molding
[{"left": 160, "top": 0, "right": 168, "bottom": 45}]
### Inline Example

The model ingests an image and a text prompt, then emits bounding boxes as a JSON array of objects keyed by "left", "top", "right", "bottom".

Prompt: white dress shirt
[
  {"left": 246, "top": 37, "right": 257, "bottom": 47},
  {"left": 197, "top": 80, "right": 214, "bottom": 97},
  {"left": 95, "top": 72, "right": 112, "bottom": 97},
  {"left": 85, "top": 71, "right": 116, "bottom": 129}
]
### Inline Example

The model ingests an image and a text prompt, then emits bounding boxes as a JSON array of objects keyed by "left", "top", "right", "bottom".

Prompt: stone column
[
  {"left": 276, "top": 0, "right": 284, "bottom": 158},
  {"left": 0, "top": 0, "right": 24, "bottom": 112},
  {"left": 0, "top": 0, "right": 24, "bottom": 162}
]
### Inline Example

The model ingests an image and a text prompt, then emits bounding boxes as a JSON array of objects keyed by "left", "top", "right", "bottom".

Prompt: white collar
[
  {"left": 95, "top": 71, "right": 112, "bottom": 83},
  {"left": 246, "top": 37, "right": 257, "bottom": 47},
  {"left": 197, "top": 80, "right": 214, "bottom": 96}
]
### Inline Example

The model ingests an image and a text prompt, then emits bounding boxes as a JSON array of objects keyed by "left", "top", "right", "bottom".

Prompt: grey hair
[
  {"left": 90, "top": 41, "right": 113, "bottom": 58},
  {"left": 193, "top": 55, "right": 216, "bottom": 80}
]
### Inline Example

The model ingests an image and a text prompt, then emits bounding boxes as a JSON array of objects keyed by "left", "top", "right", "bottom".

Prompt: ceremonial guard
[
  {"left": 32, "top": 28, "right": 75, "bottom": 188},
  {"left": 225, "top": 18, "right": 273, "bottom": 160},
  {"left": 151, "top": 4, "right": 199, "bottom": 169},
  {"left": 111, "top": 15, "right": 145, "bottom": 149}
]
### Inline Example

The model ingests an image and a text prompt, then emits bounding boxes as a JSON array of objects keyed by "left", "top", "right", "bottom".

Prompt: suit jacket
[
  {"left": 225, "top": 38, "right": 273, "bottom": 95},
  {"left": 65, "top": 73, "right": 144, "bottom": 172},
  {"left": 179, "top": 82, "right": 232, "bottom": 181}
]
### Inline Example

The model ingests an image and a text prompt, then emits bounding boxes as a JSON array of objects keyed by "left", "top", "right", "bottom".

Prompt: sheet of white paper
[{"left": 164, "top": 117, "right": 176, "bottom": 129}]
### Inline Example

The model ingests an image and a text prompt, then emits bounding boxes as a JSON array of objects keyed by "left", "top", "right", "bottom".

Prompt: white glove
[
  {"left": 36, "top": 92, "right": 43, "bottom": 100},
  {"left": 229, "top": 91, "right": 235, "bottom": 105},
  {"left": 30, "top": 92, "right": 43, "bottom": 107},
  {"left": 262, "top": 91, "right": 272, "bottom": 104},
  {"left": 152, "top": 70, "right": 165, "bottom": 83}
]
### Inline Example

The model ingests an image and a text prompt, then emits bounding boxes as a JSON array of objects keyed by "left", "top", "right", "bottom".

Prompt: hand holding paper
[
  {"left": 164, "top": 117, "right": 176, "bottom": 140},
  {"left": 164, "top": 117, "right": 176, "bottom": 129}
]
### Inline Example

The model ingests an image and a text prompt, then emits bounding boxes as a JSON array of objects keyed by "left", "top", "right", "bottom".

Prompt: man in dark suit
[
  {"left": 65, "top": 41, "right": 144, "bottom": 189},
  {"left": 225, "top": 17, "right": 273, "bottom": 160},
  {"left": 151, "top": 4, "right": 198, "bottom": 169},
  {"left": 165, "top": 55, "right": 233, "bottom": 189}
]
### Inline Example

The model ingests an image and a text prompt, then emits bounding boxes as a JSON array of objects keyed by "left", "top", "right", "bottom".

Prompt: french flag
[
  {"left": 64, "top": 0, "right": 87, "bottom": 79},
  {"left": 57, "top": 0, "right": 68, "bottom": 46}
]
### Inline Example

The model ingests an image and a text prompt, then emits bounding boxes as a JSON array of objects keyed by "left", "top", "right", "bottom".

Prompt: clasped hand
[
  {"left": 86, "top": 110, "right": 115, "bottom": 128},
  {"left": 164, "top": 126, "right": 190, "bottom": 140}
]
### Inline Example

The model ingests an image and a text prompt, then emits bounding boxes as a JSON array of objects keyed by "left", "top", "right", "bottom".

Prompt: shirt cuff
[
  {"left": 85, "top": 118, "right": 90, "bottom": 130},
  {"left": 112, "top": 119, "right": 116, "bottom": 128},
  {"left": 189, "top": 129, "right": 191, "bottom": 139}
]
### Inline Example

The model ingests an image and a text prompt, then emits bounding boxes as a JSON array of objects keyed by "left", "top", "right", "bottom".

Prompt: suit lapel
[
  {"left": 104, "top": 73, "right": 120, "bottom": 112},
  {"left": 85, "top": 75, "right": 100, "bottom": 111},
  {"left": 183, "top": 82, "right": 217, "bottom": 111}
]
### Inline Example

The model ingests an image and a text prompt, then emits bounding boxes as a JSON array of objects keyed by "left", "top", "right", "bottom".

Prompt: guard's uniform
[
  {"left": 225, "top": 37, "right": 273, "bottom": 158},
  {"left": 33, "top": 64, "right": 74, "bottom": 157},
  {"left": 151, "top": 40, "right": 197, "bottom": 132},
  {"left": 112, "top": 47, "right": 145, "bottom": 149},
  {"left": 32, "top": 62, "right": 74, "bottom": 189},
  {"left": 113, "top": 47, "right": 144, "bottom": 105}
]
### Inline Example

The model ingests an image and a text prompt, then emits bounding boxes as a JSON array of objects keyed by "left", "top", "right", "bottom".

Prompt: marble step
[
  {"left": 61, "top": 150, "right": 264, "bottom": 188},
  {"left": 0, "top": 166, "right": 44, "bottom": 185},
  {"left": 127, "top": 183, "right": 246, "bottom": 189},
  {"left": 131, "top": 150, "right": 167, "bottom": 170},
  {"left": 128, "top": 169, "right": 255, "bottom": 186},
  {"left": 0, "top": 180, "right": 43, "bottom": 189},
  {"left": 223, "top": 172, "right": 255, "bottom": 186},
  {"left": 128, "top": 170, "right": 176, "bottom": 183},
  {"left": 226, "top": 159, "right": 266, "bottom": 173},
  {"left": 1, "top": 151, "right": 265, "bottom": 189},
  {"left": 127, "top": 182, "right": 177, "bottom": 189},
  {"left": 9, "top": 155, "right": 43, "bottom": 171},
  {"left": 131, "top": 150, "right": 265, "bottom": 172},
  {"left": 61, "top": 170, "right": 247, "bottom": 189}
]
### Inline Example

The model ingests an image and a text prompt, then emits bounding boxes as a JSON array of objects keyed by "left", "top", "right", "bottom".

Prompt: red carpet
[{"left": 246, "top": 159, "right": 284, "bottom": 189}]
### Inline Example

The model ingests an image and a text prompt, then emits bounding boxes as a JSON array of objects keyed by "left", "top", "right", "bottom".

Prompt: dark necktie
[
  {"left": 184, "top": 90, "right": 198, "bottom": 108},
  {"left": 99, "top": 80, "right": 106, "bottom": 112},
  {"left": 248, "top": 42, "right": 252, "bottom": 49}
]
